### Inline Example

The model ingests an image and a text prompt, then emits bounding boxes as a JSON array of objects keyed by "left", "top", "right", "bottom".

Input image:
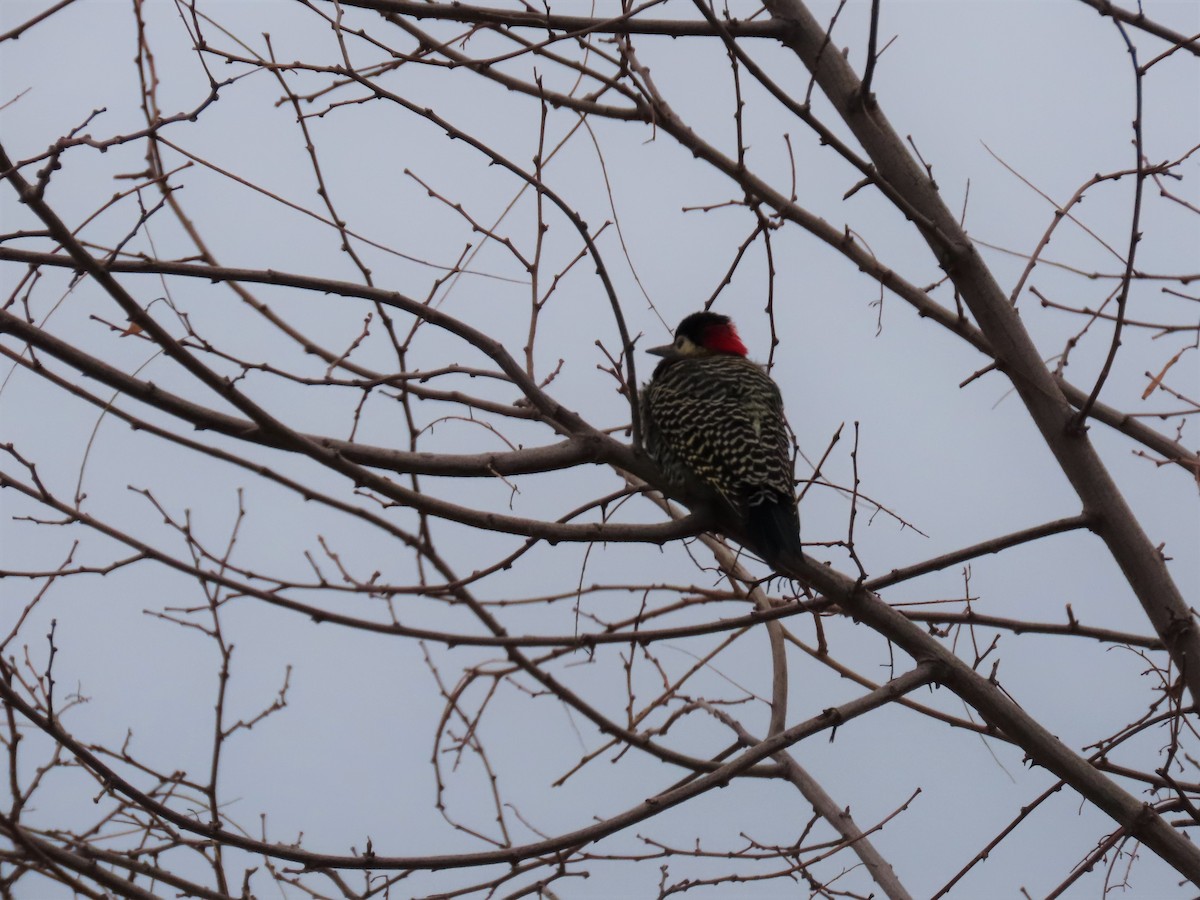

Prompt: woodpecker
[{"left": 642, "top": 311, "right": 801, "bottom": 566}]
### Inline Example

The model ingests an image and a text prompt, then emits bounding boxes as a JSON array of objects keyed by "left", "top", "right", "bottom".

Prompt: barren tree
[{"left": 1, "top": 1, "right": 1198, "bottom": 897}]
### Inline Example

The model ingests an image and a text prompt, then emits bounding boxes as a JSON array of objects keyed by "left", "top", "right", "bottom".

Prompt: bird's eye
[{"left": 675, "top": 337, "right": 685, "bottom": 348}]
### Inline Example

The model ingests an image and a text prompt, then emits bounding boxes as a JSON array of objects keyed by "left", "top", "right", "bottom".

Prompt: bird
[{"left": 641, "top": 310, "right": 801, "bottom": 566}]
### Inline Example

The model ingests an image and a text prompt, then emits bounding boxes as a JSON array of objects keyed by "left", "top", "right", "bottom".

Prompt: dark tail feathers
[{"left": 745, "top": 496, "right": 801, "bottom": 568}]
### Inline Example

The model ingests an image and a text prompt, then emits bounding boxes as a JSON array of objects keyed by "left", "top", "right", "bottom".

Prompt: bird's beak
[{"left": 646, "top": 342, "right": 677, "bottom": 359}]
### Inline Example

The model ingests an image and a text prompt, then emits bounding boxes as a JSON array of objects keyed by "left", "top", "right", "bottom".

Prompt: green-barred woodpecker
[{"left": 642, "top": 311, "right": 801, "bottom": 566}]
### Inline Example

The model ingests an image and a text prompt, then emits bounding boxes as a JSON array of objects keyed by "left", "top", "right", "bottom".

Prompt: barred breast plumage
[{"left": 642, "top": 312, "right": 800, "bottom": 565}]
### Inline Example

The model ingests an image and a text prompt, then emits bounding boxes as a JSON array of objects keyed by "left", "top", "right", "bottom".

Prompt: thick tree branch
[
  {"left": 0, "top": 312, "right": 605, "bottom": 478},
  {"left": 1074, "top": 0, "right": 1200, "bottom": 55},
  {"left": 335, "top": 0, "right": 789, "bottom": 39},
  {"left": 762, "top": 0, "right": 1200, "bottom": 706},
  {"left": 771, "top": 546, "right": 1200, "bottom": 884}
]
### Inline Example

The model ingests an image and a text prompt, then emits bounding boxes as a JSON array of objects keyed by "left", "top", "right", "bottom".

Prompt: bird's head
[{"left": 646, "top": 311, "right": 749, "bottom": 361}]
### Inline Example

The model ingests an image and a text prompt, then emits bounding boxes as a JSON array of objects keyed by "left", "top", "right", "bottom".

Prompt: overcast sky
[{"left": 1, "top": 1, "right": 1198, "bottom": 897}]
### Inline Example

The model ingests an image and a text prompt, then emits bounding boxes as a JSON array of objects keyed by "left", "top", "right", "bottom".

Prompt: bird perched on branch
[{"left": 642, "top": 311, "right": 801, "bottom": 566}]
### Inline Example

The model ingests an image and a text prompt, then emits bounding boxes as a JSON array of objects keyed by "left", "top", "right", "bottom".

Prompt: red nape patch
[{"left": 703, "top": 323, "right": 749, "bottom": 356}]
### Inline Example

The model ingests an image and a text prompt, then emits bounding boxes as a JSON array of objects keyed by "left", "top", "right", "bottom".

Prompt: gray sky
[{"left": 1, "top": 1, "right": 1198, "bottom": 896}]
